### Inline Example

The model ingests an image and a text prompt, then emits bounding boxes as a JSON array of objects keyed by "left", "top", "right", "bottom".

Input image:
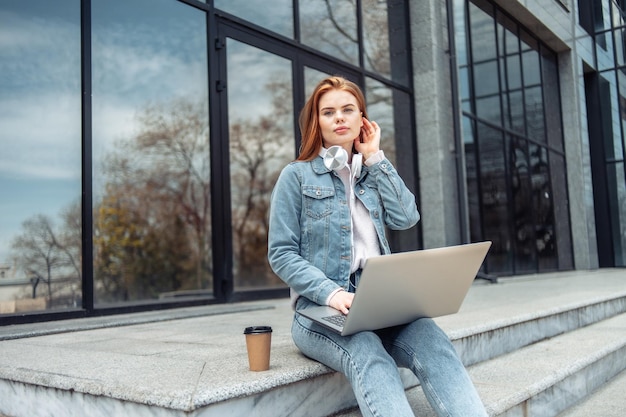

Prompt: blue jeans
[{"left": 293, "top": 297, "right": 487, "bottom": 417}]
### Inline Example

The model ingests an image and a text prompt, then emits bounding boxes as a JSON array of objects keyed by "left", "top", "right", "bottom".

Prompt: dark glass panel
[
  {"left": 505, "top": 54, "right": 522, "bottom": 91},
  {"left": 541, "top": 48, "right": 564, "bottom": 152},
  {"left": 547, "top": 152, "right": 572, "bottom": 270},
  {"left": 621, "top": 92, "right": 626, "bottom": 159},
  {"left": 614, "top": 27, "right": 626, "bottom": 68},
  {"left": 496, "top": 10, "right": 518, "bottom": 58},
  {"left": 305, "top": 67, "right": 331, "bottom": 99},
  {"left": 509, "top": 136, "right": 536, "bottom": 273},
  {"left": 0, "top": 0, "right": 82, "bottom": 314},
  {"left": 606, "top": 161, "right": 626, "bottom": 266},
  {"left": 92, "top": 0, "right": 211, "bottom": 304},
  {"left": 459, "top": 67, "right": 471, "bottom": 101},
  {"left": 522, "top": 49, "right": 541, "bottom": 87},
  {"left": 366, "top": 78, "right": 397, "bottom": 165},
  {"left": 366, "top": 78, "right": 418, "bottom": 250},
  {"left": 362, "top": 0, "right": 409, "bottom": 85},
  {"left": 508, "top": 90, "right": 525, "bottom": 134},
  {"left": 476, "top": 95, "right": 501, "bottom": 124},
  {"left": 468, "top": 0, "right": 496, "bottom": 63},
  {"left": 599, "top": 72, "right": 623, "bottom": 160},
  {"left": 473, "top": 60, "right": 499, "bottom": 96},
  {"left": 214, "top": 0, "right": 293, "bottom": 38},
  {"left": 226, "top": 39, "right": 293, "bottom": 290},
  {"left": 476, "top": 123, "right": 513, "bottom": 274},
  {"left": 463, "top": 117, "right": 483, "bottom": 243},
  {"left": 530, "top": 145, "right": 557, "bottom": 271},
  {"left": 299, "top": 0, "right": 358, "bottom": 64},
  {"left": 525, "top": 86, "right": 546, "bottom": 142},
  {"left": 454, "top": 0, "right": 468, "bottom": 67}
]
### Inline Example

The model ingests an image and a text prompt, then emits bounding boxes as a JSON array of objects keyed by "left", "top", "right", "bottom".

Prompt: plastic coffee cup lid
[{"left": 244, "top": 326, "right": 273, "bottom": 334}]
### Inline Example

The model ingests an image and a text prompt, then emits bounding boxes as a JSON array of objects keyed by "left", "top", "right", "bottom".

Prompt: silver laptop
[{"left": 298, "top": 241, "right": 492, "bottom": 336}]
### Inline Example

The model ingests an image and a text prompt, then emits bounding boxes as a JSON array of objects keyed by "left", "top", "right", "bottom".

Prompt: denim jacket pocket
[{"left": 302, "top": 185, "right": 335, "bottom": 219}]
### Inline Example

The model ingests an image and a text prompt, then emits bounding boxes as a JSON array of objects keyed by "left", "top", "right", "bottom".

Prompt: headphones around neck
[{"left": 323, "top": 146, "right": 362, "bottom": 179}]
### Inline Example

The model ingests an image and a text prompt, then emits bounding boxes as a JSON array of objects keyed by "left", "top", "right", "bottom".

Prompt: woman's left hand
[{"left": 355, "top": 117, "right": 381, "bottom": 161}]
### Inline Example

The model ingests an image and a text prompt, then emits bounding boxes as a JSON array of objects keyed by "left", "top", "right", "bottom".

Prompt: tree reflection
[
  {"left": 94, "top": 99, "right": 211, "bottom": 302},
  {"left": 10, "top": 201, "right": 82, "bottom": 308},
  {"left": 230, "top": 79, "right": 293, "bottom": 288}
]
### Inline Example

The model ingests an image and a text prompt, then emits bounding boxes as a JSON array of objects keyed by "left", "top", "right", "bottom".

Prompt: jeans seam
[{"left": 390, "top": 338, "right": 451, "bottom": 417}]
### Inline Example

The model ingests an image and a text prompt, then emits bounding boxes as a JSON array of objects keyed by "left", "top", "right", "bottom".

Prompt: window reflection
[
  {"left": 365, "top": 78, "right": 397, "bottom": 165},
  {"left": 215, "top": 0, "right": 293, "bottom": 38},
  {"left": 91, "top": 0, "right": 210, "bottom": 304},
  {"left": 299, "top": 0, "right": 358, "bottom": 64},
  {"left": 361, "top": 0, "right": 409, "bottom": 85},
  {"left": 469, "top": 0, "right": 497, "bottom": 62},
  {"left": 458, "top": 0, "right": 570, "bottom": 275},
  {"left": 305, "top": 67, "right": 332, "bottom": 98},
  {"left": 0, "top": 0, "right": 82, "bottom": 314},
  {"left": 227, "top": 39, "right": 293, "bottom": 290},
  {"left": 365, "top": 77, "right": 418, "bottom": 250},
  {"left": 529, "top": 145, "right": 556, "bottom": 270},
  {"left": 477, "top": 123, "right": 512, "bottom": 273}
]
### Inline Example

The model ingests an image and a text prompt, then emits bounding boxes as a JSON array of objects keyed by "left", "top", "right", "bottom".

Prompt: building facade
[{"left": 0, "top": 0, "right": 624, "bottom": 324}]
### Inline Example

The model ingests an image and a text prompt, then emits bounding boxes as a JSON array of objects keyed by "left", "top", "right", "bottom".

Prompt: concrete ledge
[{"left": 0, "top": 269, "right": 625, "bottom": 417}]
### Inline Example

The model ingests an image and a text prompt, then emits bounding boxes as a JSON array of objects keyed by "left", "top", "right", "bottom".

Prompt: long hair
[{"left": 297, "top": 76, "right": 368, "bottom": 161}]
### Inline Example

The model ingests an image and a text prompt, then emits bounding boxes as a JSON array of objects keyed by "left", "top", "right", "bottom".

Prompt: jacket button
[{"left": 359, "top": 189, "right": 365, "bottom": 195}]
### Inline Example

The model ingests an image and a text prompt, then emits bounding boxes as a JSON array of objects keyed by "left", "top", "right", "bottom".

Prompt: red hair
[{"left": 297, "top": 76, "right": 368, "bottom": 161}]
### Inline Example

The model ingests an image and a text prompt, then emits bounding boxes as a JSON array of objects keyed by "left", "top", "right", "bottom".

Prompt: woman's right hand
[{"left": 328, "top": 290, "right": 354, "bottom": 315}]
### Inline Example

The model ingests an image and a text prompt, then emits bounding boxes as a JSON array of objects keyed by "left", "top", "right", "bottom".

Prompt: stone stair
[
  {"left": 1, "top": 270, "right": 625, "bottom": 417},
  {"left": 332, "top": 275, "right": 626, "bottom": 417}
]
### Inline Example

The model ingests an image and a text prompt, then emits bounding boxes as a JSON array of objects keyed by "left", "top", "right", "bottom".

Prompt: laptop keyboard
[{"left": 322, "top": 314, "right": 346, "bottom": 327}]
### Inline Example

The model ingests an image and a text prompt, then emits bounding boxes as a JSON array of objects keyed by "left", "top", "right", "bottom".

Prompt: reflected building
[{"left": 0, "top": 0, "right": 624, "bottom": 323}]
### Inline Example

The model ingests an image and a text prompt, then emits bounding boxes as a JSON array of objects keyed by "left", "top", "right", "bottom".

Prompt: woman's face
[{"left": 318, "top": 89, "right": 363, "bottom": 151}]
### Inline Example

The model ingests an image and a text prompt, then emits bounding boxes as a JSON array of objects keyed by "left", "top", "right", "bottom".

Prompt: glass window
[
  {"left": 542, "top": 48, "right": 564, "bottom": 153},
  {"left": 474, "top": 60, "right": 500, "bottom": 97},
  {"left": 529, "top": 145, "right": 557, "bottom": 271},
  {"left": 299, "top": 0, "right": 358, "bottom": 64},
  {"left": 510, "top": 136, "right": 536, "bottom": 273},
  {"left": 476, "top": 94, "right": 501, "bottom": 124},
  {"left": 469, "top": 0, "right": 496, "bottom": 63},
  {"left": 505, "top": 54, "right": 522, "bottom": 91},
  {"left": 548, "top": 152, "right": 573, "bottom": 270},
  {"left": 366, "top": 78, "right": 397, "bottom": 165},
  {"left": 606, "top": 161, "right": 626, "bottom": 265},
  {"left": 507, "top": 90, "right": 525, "bottom": 134},
  {"left": 459, "top": 0, "right": 572, "bottom": 275},
  {"left": 525, "top": 86, "right": 546, "bottom": 142},
  {"left": 214, "top": 0, "right": 293, "bottom": 38},
  {"left": 305, "top": 67, "right": 333, "bottom": 100},
  {"left": 365, "top": 77, "right": 418, "bottom": 250},
  {"left": 476, "top": 123, "right": 512, "bottom": 274},
  {"left": 361, "top": 0, "right": 409, "bottom": 85},
  {"left": 0, "top": 0, "right": 82, "bottom": 314},
  {"left": 522, "top": 49, "right": 541, "bottom": 87},
  {"left": 91, "top": 0, "right": 210, "bottom": 304},
  {"left": 226, "top": 39, "right": 293, "bottom": 290}
]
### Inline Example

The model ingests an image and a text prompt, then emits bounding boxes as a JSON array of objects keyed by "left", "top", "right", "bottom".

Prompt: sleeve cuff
[
  {"left": 325, "top": 288, "right": 345, "bottom": 305},
  {"left": 364, "top": 150, "right": 385, "bottom": 166}
]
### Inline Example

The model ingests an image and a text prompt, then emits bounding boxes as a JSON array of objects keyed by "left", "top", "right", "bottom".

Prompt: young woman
[{"left": 268, "top": 76, "right": 487, "bottom": 417}]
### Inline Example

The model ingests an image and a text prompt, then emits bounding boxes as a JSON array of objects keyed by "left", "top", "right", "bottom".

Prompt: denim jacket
[{"left": 267, "top": 155, "right": 420, "bottom": 307}]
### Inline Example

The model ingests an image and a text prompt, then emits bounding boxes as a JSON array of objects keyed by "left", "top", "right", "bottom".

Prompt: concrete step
[
  {"left": 557, "top": 368, "right": 626, "bottom": 417},
  {"left": 1, "top": 270, "right": 625, "bottom": 417},
  {"left": 333, "top": 312, "right": 626, "bottom": 417}
]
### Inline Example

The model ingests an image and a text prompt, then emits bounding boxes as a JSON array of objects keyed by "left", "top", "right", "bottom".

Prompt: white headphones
[{"left": 323, "top": 145, "right": 362, "bottom": 179}]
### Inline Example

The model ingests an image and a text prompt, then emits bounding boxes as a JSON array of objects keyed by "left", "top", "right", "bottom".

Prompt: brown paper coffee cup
[{"left": 243, "top": 326, "right": 272, "bottom": 371}]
